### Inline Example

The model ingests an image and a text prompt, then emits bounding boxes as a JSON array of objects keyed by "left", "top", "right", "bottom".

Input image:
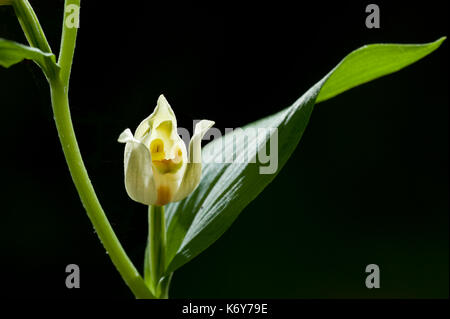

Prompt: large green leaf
[
  {"left": 164, "top": 37, "right": 446, "bottom": 273},
  {"left": 316, "top": 38, "right": 446, "bottom": 102},
  {"left": 0, "top": 38, "right": 56, "bottom": 74}
]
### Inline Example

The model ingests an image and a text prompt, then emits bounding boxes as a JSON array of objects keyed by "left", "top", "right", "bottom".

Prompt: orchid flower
[{"left": 118, "top": 95, "right": 214, "bottom": 206}]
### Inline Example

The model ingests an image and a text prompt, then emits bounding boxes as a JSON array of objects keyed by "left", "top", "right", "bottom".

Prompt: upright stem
[
  {"left": 58, "top": 0, "right": 79, "bottom": 88},
  {"left": 147, "top": 205, "right": 167, "bottom": 296},
  {"left": 12, "top": 0, "right": 154, "bottom": 298},
  {"left": 50, "top": 79, "right": 154, "bottom": 299}
]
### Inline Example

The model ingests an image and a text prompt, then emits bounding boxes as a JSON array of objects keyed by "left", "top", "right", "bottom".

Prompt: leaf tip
[{"left": 436, "top": 36, "right": 446, "bottom": 45}]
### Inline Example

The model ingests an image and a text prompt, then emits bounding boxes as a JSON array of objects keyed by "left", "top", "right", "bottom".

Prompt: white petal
[
  {"left": 117, "top": 128, "right": 134, "bottom": 143},
  {"left": 173, "top": 120, "right": 215, "bottom": 201},
  {"left": 118, "top": 128, "right": 157, "bottom": 205},
  {"left": 135, "top": 94, "right": 177, "bottom": 141}
]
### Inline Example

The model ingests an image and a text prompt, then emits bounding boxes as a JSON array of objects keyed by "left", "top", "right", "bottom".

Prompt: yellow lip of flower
[
  {"left": 150, "top": 138, "right": 165, "bottom": 161},
  {"left": 118, "top": 94, "right": 214, "bottom": 206},
  {"left": 148, "top": 119, "right": 184, "bottom": 174},
  {"left": 152, "top": 143, "right": 184, "bottom": 174}
]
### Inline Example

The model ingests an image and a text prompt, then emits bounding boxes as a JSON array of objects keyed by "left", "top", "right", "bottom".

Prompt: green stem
[
  {"left": 12, "top": 0, "right": 154, "bottom": 299},
  {"left": 58, "top": 0, "right": 79, "bottom": 88},
  {"left": 147, "top": 205, "right": 167, "bottom": 297},
  {"left": 50, "top": 79, "right": 154, "bottom": 299}
]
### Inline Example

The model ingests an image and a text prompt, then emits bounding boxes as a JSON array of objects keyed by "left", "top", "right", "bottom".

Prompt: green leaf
[
  {"left": 0, "top": 38, "right": 57, "bottom": 74},
  {"left": 317, "top": 37, "right": 447, "bottom": 102},
  {"left": 164, "top": 37, "right": 446, "bottom": 274}
]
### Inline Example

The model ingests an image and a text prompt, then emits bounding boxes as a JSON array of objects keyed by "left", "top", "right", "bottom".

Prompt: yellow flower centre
[
  {"left": 150, "top": 138, "right": 165, "bottom": 161},
  {"left": 150, "top": 137, "right": 183, "bottom": 174}
]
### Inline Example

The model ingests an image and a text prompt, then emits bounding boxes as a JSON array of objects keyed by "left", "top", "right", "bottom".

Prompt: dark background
[{"left": 0, "top": 1, "right": 448, "bottom": 298}]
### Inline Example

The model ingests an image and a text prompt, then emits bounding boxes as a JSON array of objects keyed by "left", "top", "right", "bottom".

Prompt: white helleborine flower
[{"left": 118, "top": 95, "right": 214, "bottom": 206}]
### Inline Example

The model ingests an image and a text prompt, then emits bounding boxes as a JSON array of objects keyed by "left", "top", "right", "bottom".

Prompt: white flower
[{"left": 118, "top": 94, "right": 214, "bottom": 206}]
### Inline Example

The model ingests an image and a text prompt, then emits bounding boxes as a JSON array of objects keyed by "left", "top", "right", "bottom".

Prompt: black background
[{"left": 0, "top": 1, "right": 448, "bottom": 298}]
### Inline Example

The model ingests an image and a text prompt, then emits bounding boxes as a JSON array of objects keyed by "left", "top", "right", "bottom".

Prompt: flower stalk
[{"left": 146, "top": 205, "right": 167, "bottom": 297}]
